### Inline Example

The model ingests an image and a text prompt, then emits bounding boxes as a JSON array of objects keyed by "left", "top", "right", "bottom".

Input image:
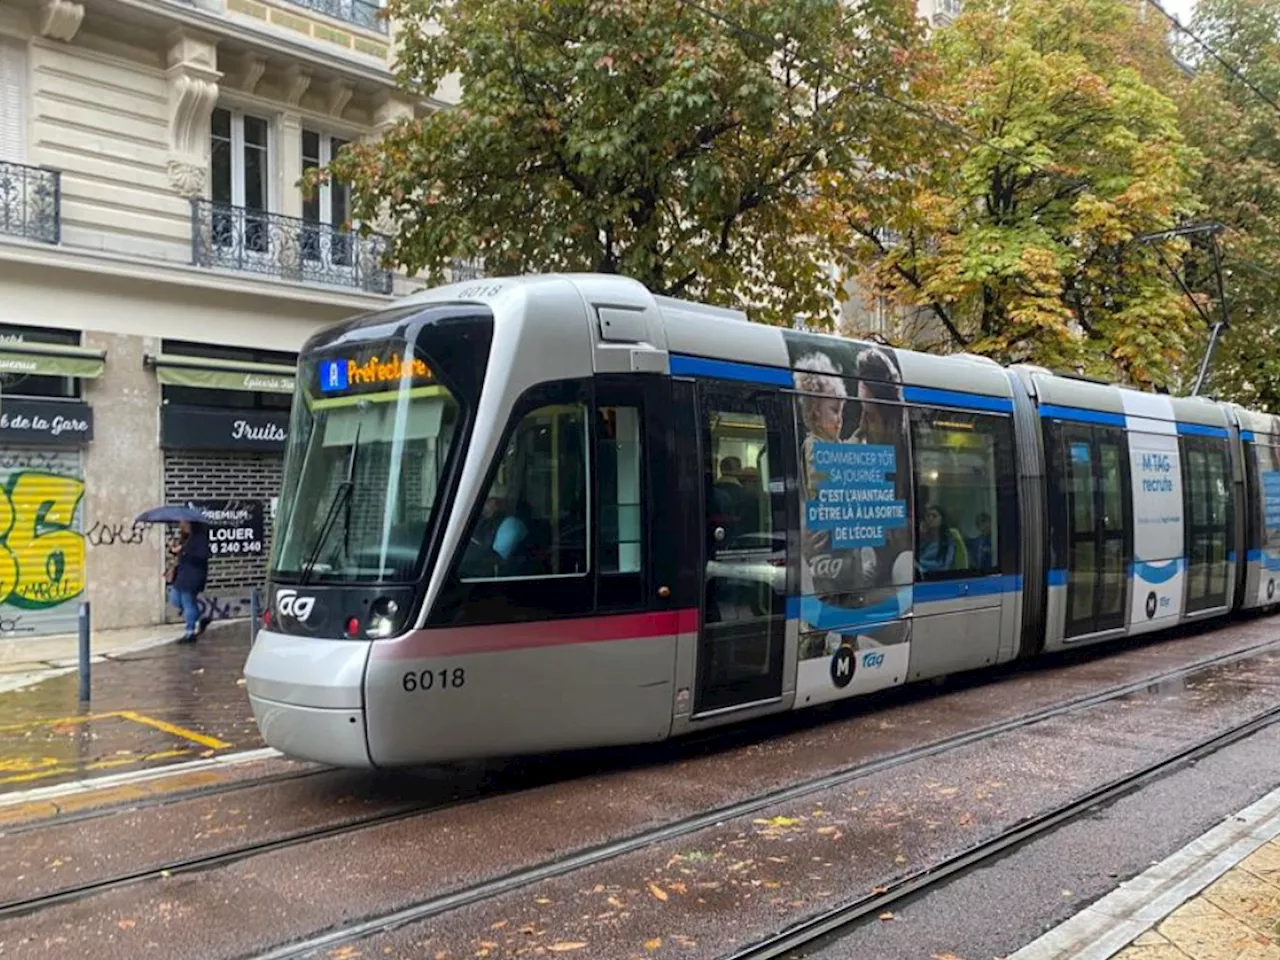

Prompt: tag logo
[
  {"left": 862, "top": 651, "right": 885, "bottom": 669},
  {"left": 811, "top": 555, "right": 844, "bottom": 579},
  {"left": 277, "top": 589, "right": 316, "bottom": 622}
]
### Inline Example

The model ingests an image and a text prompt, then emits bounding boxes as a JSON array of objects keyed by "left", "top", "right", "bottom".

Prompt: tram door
[
  {"left": 694, "top": 385, "right": 791, "bottom": 715},
  {"left": 1061, "top": 424, "right": 1132, "bottom": 638},
  {"left": 1181, "top": 437, "right": 1232, "bottom": 614}
]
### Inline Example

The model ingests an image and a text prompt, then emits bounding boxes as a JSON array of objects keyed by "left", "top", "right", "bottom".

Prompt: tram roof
[{"left": 348, "top": 272, "right": 1269, "bottom": 430}]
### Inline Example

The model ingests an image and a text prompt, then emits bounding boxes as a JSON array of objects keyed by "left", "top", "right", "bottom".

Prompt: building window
[
  {"left": 0, "top": 38, "right": 26, "bottom": 164},
  {"left": 301, "top": 129, "right": 352, "bottom": 266},
  {"left": 0, "top": 325, "right": 80, "bottom": 399},
  {"left": 210, "top": 107, "right": 271, "bottom": 254}
]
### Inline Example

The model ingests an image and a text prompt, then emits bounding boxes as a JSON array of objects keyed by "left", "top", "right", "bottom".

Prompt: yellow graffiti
[{"left": 0, "top": 471, "right": 85, "bottom": 610}]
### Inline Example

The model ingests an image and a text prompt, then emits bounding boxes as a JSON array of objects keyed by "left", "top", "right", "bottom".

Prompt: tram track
[
  {"left": 237, "top": 635, "right": 1280, "bottom": 960},
  {"left": 723, "top": 702, "right": 1280, "bottom": 960},
  {"left": 2, "top": 631, "right": 1277, "bottom": 941}
]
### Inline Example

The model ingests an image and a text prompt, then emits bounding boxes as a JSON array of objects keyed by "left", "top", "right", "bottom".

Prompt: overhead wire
[{"left": 1140, "top": 0, "right": 1280, "bottom": 117}]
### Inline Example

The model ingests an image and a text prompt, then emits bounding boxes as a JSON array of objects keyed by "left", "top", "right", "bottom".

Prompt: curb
[
  {"left": 1008, "top": 782, "right": 1280, "bottom": 959},
  {"left": 0, "top": 746, "right": 285, "bottom": 807}
]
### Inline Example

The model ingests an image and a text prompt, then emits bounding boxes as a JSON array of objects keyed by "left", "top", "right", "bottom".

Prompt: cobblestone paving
[
  {"left": 1116, "top": 841, "right": 1280, "bottom": 960},
  {"left": 0, "top": 623, "right": 261, "bottom": 792}
]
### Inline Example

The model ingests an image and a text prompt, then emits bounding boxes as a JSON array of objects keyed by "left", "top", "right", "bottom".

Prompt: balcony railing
[
  {"left": 0, "top": 162, "right": 60, "bottom": 245},
  {"left": 287, "top": 0, "right": 386, "bottom": 33},
  {"left": 191, "top": 199, "right": 393, "bottom": 295}
]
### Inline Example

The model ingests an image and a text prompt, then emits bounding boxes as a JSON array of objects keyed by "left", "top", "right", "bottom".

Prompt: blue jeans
[{"left": 168, "top": 586, "right": 200, "bottom": 635}]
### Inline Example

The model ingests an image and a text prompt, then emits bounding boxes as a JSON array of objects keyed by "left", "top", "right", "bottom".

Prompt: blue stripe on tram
[
  {"left": 668, "top": 354, "right": 794, "bottom": 387},
  {"left": 903, "top": 386, "right": 1014, "bottom": 414}
]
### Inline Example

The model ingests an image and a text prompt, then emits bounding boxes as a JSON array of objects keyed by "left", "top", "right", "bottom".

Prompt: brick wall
[{"left": 162, "top": 451, "right": 283, "bottom": 620}]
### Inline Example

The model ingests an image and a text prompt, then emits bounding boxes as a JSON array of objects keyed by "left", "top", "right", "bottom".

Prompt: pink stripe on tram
[{"left": 372, "top": 608, "right": 700, "bottom": 661}]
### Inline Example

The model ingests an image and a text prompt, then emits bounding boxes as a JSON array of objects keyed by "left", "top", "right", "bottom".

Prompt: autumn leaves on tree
[{"left": 305, "top": 0, "right": 1280, "bottom": 410}]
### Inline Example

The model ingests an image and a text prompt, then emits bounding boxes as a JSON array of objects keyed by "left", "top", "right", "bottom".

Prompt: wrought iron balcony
[
  {"left": 190, "top": 199, "right": 393, "bottom": 295},
  {"left": 0, "top": 162, "right": 60, "bottom": 245},
  {"left": 287, "top": 0, "right": 386, "bottom": 33}
]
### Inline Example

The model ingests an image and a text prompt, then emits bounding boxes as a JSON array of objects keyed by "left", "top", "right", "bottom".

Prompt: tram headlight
[{"left": 366, "top": 597, "right": 402, "bottom": 639}]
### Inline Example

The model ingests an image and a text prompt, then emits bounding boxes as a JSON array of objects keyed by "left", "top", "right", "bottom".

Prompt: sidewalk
[
  {"left": 0, "top": 619, "right": 264, "bottom": 793},
  {"left": 0, "top": 620, "right": 226, "bottom": 694},
  {"left": 1011, "top": 784, "right": 1280, "bottom": 960}
]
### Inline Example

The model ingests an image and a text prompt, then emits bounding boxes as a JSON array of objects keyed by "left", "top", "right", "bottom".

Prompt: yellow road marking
[
  {"left": 0, "top": 710, "right": 232, "bottom": 750},
  {"left": 114, "top": 711, "right": 232, "bottom": 750}
]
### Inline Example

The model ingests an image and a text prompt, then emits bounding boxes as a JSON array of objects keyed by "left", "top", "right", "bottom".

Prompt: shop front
[
  {"left": 152, "top": 344, "right": 294, "bottom": 625},
  {"left": 0, "top": 329, "right": 105, "bottom": 638}
]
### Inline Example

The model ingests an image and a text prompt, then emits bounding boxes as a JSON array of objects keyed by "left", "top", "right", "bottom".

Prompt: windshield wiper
[{"left": 300, "top": 422, "right": 362, "bottom": 585}]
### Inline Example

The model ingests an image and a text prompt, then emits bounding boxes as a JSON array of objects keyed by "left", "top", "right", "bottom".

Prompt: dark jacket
[{"left": 173, "top": 526, "right": 210, "bottom": 594}]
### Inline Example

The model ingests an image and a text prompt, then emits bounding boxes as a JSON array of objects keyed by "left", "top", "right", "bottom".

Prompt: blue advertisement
[
  {"left": 804, "top": 441, "right": 909, "bottom": 549},
  {"left": 1263, "top": 471, "right": 1280, "bottom": 534}
]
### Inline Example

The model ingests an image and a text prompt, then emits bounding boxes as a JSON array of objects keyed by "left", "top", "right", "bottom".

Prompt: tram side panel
[
  {"left": 1119, "top": 393, "right": 1187, "bottom": 635},
  {"left": 1242, "top": 424, "right": 1280, "bottom": 608}
]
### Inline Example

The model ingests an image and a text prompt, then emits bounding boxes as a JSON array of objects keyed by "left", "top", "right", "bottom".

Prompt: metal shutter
[
  {"left": 0, "top": 448, "right": 85, "bottom": 638},
  {"left": 0, "top": 37, "right": 27, "bottom": 164}
]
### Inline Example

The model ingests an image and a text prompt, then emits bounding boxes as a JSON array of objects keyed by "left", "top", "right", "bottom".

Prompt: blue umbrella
[{"left": 135, "top": 505, "right": 209, "bottom": 525}]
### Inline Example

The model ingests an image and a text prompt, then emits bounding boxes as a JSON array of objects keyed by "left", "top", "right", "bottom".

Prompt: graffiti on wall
[
  {"left": 0, "top": 462, "right": 86, "bottom": 637},
  {"left": 0, "top": 472, "right": 86, "bottom": 609}
]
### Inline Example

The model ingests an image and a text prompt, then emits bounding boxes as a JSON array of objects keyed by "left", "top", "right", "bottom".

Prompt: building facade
[{"left": 0, "top": 0, "right": 444, "bottom": 636}]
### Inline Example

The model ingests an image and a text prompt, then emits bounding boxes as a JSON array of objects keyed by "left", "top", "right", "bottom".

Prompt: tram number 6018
[{"left": 402, "top": 668, "right": 465, "bottom": 692}]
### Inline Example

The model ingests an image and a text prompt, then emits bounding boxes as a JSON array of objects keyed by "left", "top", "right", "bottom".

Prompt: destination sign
[{"left": 316, "top": 350, "right": 434, "bottom": 395}]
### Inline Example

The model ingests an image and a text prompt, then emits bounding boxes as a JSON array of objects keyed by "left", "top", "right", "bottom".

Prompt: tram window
[
  {"left": 909, "top": 408, "right": 1011, "bottom": 580},
  {"left": 599, "top": 405, "right": 642, "bottom": 574},
  {"left": 458, "top": 402, "right": 590, "bottom": 581}
]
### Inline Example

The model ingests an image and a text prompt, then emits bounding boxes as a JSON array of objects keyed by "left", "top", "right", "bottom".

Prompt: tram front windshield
[{"left": 271, "top": 342, "right": 461, "bottom": 585}]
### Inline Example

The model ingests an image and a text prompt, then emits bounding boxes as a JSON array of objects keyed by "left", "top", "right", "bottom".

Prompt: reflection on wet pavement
[{"left": 0, "top": 623, "right": 261, "bottom": 792}]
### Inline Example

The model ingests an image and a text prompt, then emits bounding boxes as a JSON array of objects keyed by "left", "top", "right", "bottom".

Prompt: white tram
[{"left": 243, "top": 274, "right": 1280, "bottom": 767}]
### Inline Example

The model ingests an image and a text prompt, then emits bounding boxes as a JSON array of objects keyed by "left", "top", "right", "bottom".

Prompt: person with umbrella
[{"left": 137, "top": 506, "right": 212, "bottom": 643}]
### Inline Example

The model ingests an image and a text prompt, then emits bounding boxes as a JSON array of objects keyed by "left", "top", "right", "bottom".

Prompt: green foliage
[
  {"left": 835, "top": 0, "right": 1202, "bottom": 389},
  {"left": 1177, "top": 0, "right": 1280, "bottom": 411},
  {"left": 311, "top": 0, "right": 923, "bottom": 326}
]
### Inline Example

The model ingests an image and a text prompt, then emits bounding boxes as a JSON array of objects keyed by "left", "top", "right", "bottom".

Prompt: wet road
[
  {"left": 0, "top": 623, "right": 262, "bottom": 792},
  {"left": 802, "top": 724, "right": 1280, "bottom": 960},
  {"left": 1, "top": 617, "right": 1278, "bottom": 958},
  {"left": 345, "top": 649, "right": 1280, "bottom": 959}
]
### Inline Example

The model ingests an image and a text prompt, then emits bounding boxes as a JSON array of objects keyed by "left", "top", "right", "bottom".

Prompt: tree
[
  {"left": 835, "top": 0, "right": 1203, "bottom": 388},
  {"left": 1175, "top": 0, "right": 1280, "bottom": 411},
  {"left": 311, "top": 0, "right": 925, "bottom": 325}
]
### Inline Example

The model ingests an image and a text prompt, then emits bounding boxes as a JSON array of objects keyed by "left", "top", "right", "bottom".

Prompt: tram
[{"left": 244, "top": 273, "right": 1280, "bottom": 768}]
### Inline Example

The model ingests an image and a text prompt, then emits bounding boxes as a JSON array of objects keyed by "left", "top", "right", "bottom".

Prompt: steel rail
[{"left": 723, "top": 704, "right": 1280, "bottom": 959}]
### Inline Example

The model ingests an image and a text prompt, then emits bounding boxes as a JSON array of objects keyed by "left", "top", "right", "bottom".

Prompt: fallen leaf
[
  {"left": 817, "top": 826, "right": 837, "bottom": 835},
  {"left": 648, "top": 883, "right": 669, "bottom": 902},
  {"left": 894, "top": 855, "right": 907, "bottom": 864},
  {"left": 932, "top": 954, "right": 966, "bottom": 960},
  {"left": 490, "top": 921, "right": 508, "bottom": 930},
  {"left": 535, "top": 897, "right": 551, "bottom": 904},
  {"left": 607, "top": 897, "right": 624, "bottom": 908},
  {"left": 547, "top": 944, "right": 588, "bottom": 953},
  {"left": 871, "top": 886, "right": 889, "bottom": 894},
  {"left": 117, "top": 919, "right": 136, "bottom": 930},
  {"left": 938, "top": 787, "right": 959, "bottom": 796},
  {"left": 879, "top": 912, "right": 895, "bottom": 922},
  {"left": 644, "top": 939, "right": 662, "bottom": 951}
]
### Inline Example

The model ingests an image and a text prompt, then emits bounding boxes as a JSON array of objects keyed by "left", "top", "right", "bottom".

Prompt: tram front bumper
[{"left": 243, "top": 628, "right": 374, "bottom": 768}]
